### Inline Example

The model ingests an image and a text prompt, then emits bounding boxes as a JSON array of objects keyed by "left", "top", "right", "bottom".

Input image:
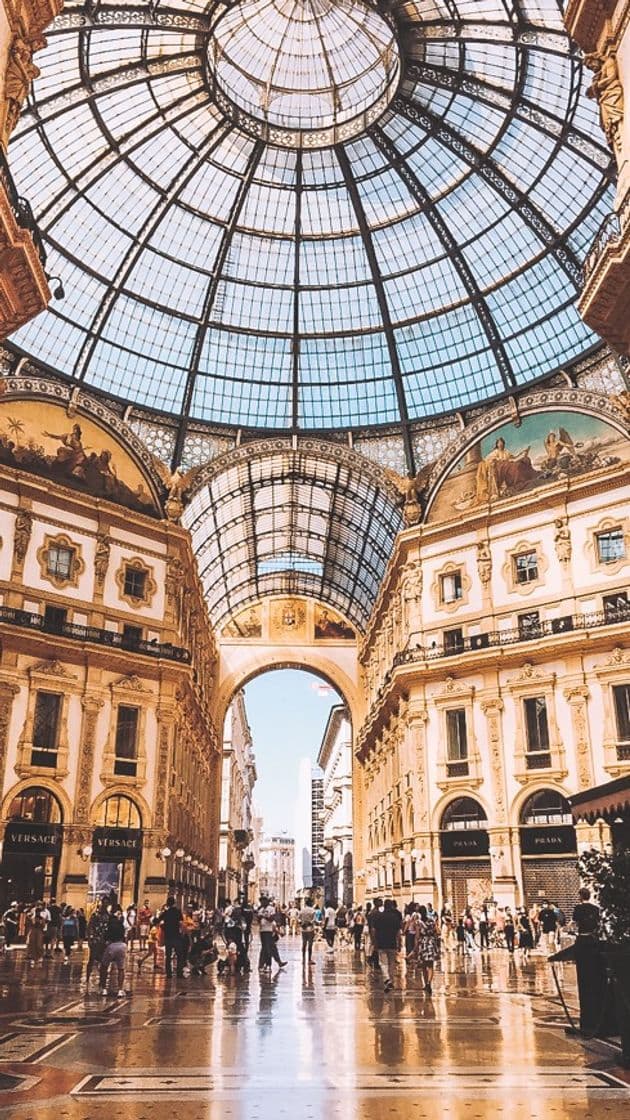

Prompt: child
[{"left": 136, "top": 918, "right": 161, "bottom": 974}]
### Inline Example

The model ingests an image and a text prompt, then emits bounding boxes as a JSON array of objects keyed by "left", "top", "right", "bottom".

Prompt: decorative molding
[
  {"left": 430, "top": 559, "right": 471, "bottom": 615},
  {"left": 30, "top": 658, "right": 76, "bottom": 679},
  {"left": 12, "top": 506, "right": 32, "bottom": 568},
  {"left": 36, "top": 532, "right": 85, "bottom": 589},
  {"left": 502, "top": 539, "right": 548, "bottom": 597},
  {"left": 585, "top": 514, "right": 630, "bottom": 577},
  {"left": 114, "top": 556, "right": 157, "bottom": 610},
  {"left": 74, "top": 694, "right": 104, "bottom": 824}
]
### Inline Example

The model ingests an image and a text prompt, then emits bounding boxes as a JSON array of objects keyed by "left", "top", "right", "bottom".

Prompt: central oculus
[{"left": 210, "top": 0, "right": 400, "bottom": 146}]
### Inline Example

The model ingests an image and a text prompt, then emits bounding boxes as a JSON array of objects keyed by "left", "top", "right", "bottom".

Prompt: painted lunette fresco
[{"left": 427, "top": 410, "right": 629, "bottom": 524}]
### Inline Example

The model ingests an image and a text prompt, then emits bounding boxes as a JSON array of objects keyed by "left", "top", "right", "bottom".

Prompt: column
[
  {"left": 481, "top": 697, "right": 518, "bottom": 905},
  {"left": 75, "top": 693, "right": 104, "bottom": 824},
  {"left": 564, "top": 685, "right": 595, "bottom": 790},
  {"left": 407, "top": 700, "right": 437, "bottom": 899},
  {"left": 0, "top": 680, "right": 19, "bottom": 794}
]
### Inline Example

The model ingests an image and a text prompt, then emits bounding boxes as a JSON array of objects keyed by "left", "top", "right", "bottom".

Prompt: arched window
[
  {"left": 520, "top": 789, "right": 572, "bottom": 827},
  {"left": 97, "top": 794, "right": 141, "bottom": 830},
  {"left": 8, "top": 787, "right": 62, "bottom": 824},
  {"left": 441, "top": 797, "right": 487, "bottom": 832}
]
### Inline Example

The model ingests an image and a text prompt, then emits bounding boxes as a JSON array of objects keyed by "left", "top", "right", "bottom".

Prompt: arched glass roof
[
  {"left": 182, "top": 439, "right": 403, "bottom": 629},
  {"left": 7, "top": 0, "right": 613, "bottom": 458}
]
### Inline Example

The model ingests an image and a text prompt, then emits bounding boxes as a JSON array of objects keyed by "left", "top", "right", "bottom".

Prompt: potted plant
[{"left": 579, "top": 846, "right": 630, "bottom": 1066}]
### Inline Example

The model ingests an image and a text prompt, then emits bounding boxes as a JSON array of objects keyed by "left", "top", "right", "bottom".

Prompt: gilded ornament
[
  {"left": 585, "top": 49, "right": 624, "bottom": 158},
  {"left": 13, "top": 507, "right": 32, "bottom": 564},
  {"left": 94, "top": 531, "right": 111, "bottom": 587}
]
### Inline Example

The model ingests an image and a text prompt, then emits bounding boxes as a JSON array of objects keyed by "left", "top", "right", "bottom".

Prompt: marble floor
[{"left": 0, "top": 937, "right": 627, "bottom": 1119}]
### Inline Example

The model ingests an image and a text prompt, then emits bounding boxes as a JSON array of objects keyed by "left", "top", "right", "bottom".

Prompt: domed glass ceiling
[{"left": 7, "top": 0, "right": 613, "bottom": 448}]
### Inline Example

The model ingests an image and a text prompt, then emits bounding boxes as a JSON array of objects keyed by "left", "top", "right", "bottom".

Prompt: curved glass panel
[{"left": 6, "top": 0, "right": 613, "bottom": 434}]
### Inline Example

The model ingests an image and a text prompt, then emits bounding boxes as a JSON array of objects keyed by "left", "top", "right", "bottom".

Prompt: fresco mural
[
  {"left": 220, "top": 599, "right": 356, "bottom": 641},
  {"left": 427, "top": 410, "right": 629, "bottom": 523},
  {"left": 222, "top": 604, "right": 263, "bottom": 638},
  {"left": 314, "top": 605, "right": 355, "bottom": 640},
  {"left": 0, "top": 400, "right": 158, "bottom": 515}
]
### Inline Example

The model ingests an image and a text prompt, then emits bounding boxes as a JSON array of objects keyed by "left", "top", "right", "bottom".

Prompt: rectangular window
[
  {"left": 613, "top": 685, "right": 630, "bottom": 750},
  {"left": 114, "top": 705, "right": 139, "bottom": 776},
  {"left": 43, "top": 604, "right": 67, "bottom": 632},
  {"left": 518, "top": 611, "right": 541, "bottom": 639},
  {"left": 122, "top": 624, "right": 143, "bottom": 647},
  {"left": 31, "top": 691, "right": 61, "bottom": 767},
  {"left": 513, "top": 551, "right": 539, "bottom": 584},
  {"left": 603, "top": 592, "right": 629, "bottom": 620},
  {"left": 124, "top": 566, "right": 147, "bottom": 599},
  {"left": 524, "top": 696, "right": 551, "bottom": 767},
  {"left": 444, "top": 627, "right": 464, "bottom": 653},
  {"left": 440, "top": 571, "right": 463, "bottom": 604},
  {"left": 597, "top": 528, "right": 625, "bottom": 565},
  {"left": 446, "top": 708, "right": 468, "bottom": 761},
  {"left": 47, "top": 544, "right": 74, "bottom": 580}
]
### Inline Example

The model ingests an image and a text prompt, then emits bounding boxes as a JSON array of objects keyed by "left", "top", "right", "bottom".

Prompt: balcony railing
[
  {"left": 393, "top": 603, "right": 630, "bottom": 669},
  {"left": 0, "top": 604, "right": 190, "bottom": 662},
  {"left": 0, "top": 149, "right": 47, "bottom": 268},
  {"left": 583, "top": 210, "right": 621, "bottom": 284}
]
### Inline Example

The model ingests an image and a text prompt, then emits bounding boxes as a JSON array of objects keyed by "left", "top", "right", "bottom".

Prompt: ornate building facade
[
  {"left": 318, "top": 703, "right": 353, "bottom": 907},
  {"left": 565, "top": 0, "right": 630, "bottom": 353},
  {"left": 354, "top": 389, "right": 630, "bottom": 916},
  {"left": 0, "top": 381, "right": 220, "bottom": 911},
  {"left": 218, "top": 689, "right": 256, "bottom": 902}
]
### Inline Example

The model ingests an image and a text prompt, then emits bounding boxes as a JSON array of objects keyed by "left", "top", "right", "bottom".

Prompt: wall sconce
[
  {"left": 410, "top": 848, "right": 420, "bottom": 860},
  {"left": 157, "top": 847, "right": 172, "bottom": 859},
  {"left": 77, "top": 845, "right": 92, "bottom": 861},
  {"left": 184, "top": 854, "right": 192, "bottom": 863},
  {"left": 191, "top": 859, "right": 199, "bottom": 868},
  {"left": 175, "top": 848, "right": 185, "bottom": 858},
  {"left": 397, "top": 848, "right": 405, "bottom": 860},
  {"left": 46, "top": 274, "right": 65, "bottom": 299}
]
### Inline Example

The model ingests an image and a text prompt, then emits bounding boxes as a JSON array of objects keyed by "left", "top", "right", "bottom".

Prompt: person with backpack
[
  {"left": 323, "top": 901, "right": 336, "bottom": 950},
  {"left": 62, "top": 907, "right": 80, "bottom": 963}
]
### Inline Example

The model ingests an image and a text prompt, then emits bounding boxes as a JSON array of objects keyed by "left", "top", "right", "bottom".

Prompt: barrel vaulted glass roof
[{"left": 7, "top": 0, "right": 613, "bottom": 464}]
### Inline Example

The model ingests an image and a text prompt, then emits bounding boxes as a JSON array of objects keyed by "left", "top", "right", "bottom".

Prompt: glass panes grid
[
  {"left": 183, "top": 446, "right": 402, "bottom": 628},
  {"left": 7, "top": 0, "right": 613, "bottom": 431}
]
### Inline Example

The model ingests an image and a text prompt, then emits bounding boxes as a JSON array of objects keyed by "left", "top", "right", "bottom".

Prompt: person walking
[
  {"left": 26, "top": 904, "right": 46, "bottom": 967},
  {"left": 137, "top": 900, "right": 152, "bottom": 951},
  {"left": 3, "top": 903, "right": 19, "bottom": 949},
  {"left": 62, "top": 907, "right": 80, "bottom": 963},
  {"left": 351, "top": 906, "right": 365, "bottom": 951},
  {"left": 517, "top": 910, "right": 534, "bottom": 961},
  {"left": 323, "top": 901, "right": 336, "bottom": 950},
  {"left": 100, "top": 906, "right": 127, "bottom": 997},
  {"left": 300, "top": 897, "right": 316, "bottom": 966},
  {"left": 478, "top": 906, "right": 490, "bottom": 950},
  {"left": 86, "top": 898, "right": 110, "bottom": 985},
  {"left": 372, "top": 899, "right": 402, "bottom": 991},
  {"left": 538, "top": 900, "right": 559, "bottom": 953},
  {"left": 160, "top": 896, "right": 185, "bottom": 979},
  {"left": 258, "top": 900, "right": 287, "bottom": 972},
  {"left": 415, "top": 904, "right": 439, "bottom": 995},
  {"left": 504, "top": 908, "right": 516, "bottom": 953}
]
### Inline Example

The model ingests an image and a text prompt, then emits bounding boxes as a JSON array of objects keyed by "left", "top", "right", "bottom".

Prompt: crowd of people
[{"left": 0, "top": 892, "right": 574, "bottom": 995}]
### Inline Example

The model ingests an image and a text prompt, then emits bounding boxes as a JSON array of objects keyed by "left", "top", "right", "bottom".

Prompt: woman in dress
[
  {"left": 26, "top": 904, "right": 45, "bottom": 967},
  {"left": 415, "top": 905, "right": 439, "bottom": 995}
]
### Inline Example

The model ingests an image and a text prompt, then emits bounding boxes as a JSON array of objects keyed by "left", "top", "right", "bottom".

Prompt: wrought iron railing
[
  {"left": 0, "top": 604, "right": 190, "bottom": 662},
  {"left": 0, "top": 148, "right": 47, "bottom": 268},
  {"left": 582, "top": 210, "right": 621, "bottom": 284},
  {"left": 393, "top": 603, "right": 630, "bottom": 669}
]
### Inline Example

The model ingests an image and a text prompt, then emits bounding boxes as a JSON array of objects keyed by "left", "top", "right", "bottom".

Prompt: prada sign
[
  {"left": 92, "top": 827, "right": 143, "bottom": 860},
  {"left": 520, "top": 825, "right": 577, "bottom": 856},
  {"left": 3, "top": 822, "right": 62, "bottom": 855},
  {"left": 440, "top": 829, "right": 490, "bottom": 858}
]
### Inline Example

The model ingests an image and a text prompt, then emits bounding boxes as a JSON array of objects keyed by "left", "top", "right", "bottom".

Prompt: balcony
[
  {"left": 579, "top": 205, "right": 630, "bottom": 353},
  {"left": 394, "top": 603, "right": 630, "bottom": 669},
  {"left": 0, "top": 604, "right": 190, "bottom": 662},
  {"left": 0, "top": 150, "right": 50, "bottom": 336}
]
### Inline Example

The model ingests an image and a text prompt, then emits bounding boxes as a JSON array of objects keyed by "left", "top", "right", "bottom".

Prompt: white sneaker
[{"left": 117, "top": 989, "right": 125, "bottom": 997}]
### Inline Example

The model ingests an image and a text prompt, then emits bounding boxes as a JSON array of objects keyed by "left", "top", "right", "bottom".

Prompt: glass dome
[
  {"left": 6, "top": 0, "right": 614, "bottom": 437},
  {"left": 211, "top": 0, "right": 400, "bottom": 142}
]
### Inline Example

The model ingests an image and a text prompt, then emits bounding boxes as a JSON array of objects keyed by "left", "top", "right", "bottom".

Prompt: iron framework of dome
[{"left": 7, "top": 0, "right": 615, "bottom": 469}]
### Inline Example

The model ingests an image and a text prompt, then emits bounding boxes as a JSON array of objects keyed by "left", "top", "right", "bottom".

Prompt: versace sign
[
  {"left": 3, "top": 822, "right": 62, "bottom": 855},
  {"left": 92, "top": 827, "right": 143, "bottom": 860}
]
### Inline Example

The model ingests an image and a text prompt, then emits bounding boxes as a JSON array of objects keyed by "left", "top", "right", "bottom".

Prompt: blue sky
[{"left": 244, "top": 669, "right": 341, "bottom": 835}]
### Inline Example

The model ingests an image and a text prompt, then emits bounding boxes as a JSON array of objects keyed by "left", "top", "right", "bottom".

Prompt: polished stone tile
[{"left": 0, "top": 939, "right": 626, "bottom": 1118}]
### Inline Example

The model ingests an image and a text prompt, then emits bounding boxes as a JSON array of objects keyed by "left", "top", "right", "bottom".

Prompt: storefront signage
[
  {"left": 3, "top": 821, "right": 62, "bottom": 855},
  {"left": 440, "top": 829, "right": 489, "bottom": 857},
  {"left": 520, "top": 825, "right": 577, "bottom": 856},
  {"left": 92, "top": 827, "right": 143, "bottom": 860}
]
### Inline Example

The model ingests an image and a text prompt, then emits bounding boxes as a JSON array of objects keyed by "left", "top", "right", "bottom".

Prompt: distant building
[
  {"left": 311, "top": 770, "right": 325, "bottom": 894},
  {"left": 218, "top": 691, "right": 257, "bottom": 902},
  {"left": 317, "top": 705, "right": 353, "bottom": 906},
  {"left": 258, "top": 835, "right": 295, "bottom": 903}
]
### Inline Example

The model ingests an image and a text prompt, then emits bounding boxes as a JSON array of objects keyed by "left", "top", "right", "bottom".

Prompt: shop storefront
[
  {"left": 0, "top": 787, "right": 63, "bottom": 909},
  {"left": 440, "top": 797, "right": 492, "bottom": 914},
  {"left": 89, "top": 794, "right": 142, "bottom": 908},
  {"left": 519, "top": 790, "right": 578, "bottom": 916}
]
